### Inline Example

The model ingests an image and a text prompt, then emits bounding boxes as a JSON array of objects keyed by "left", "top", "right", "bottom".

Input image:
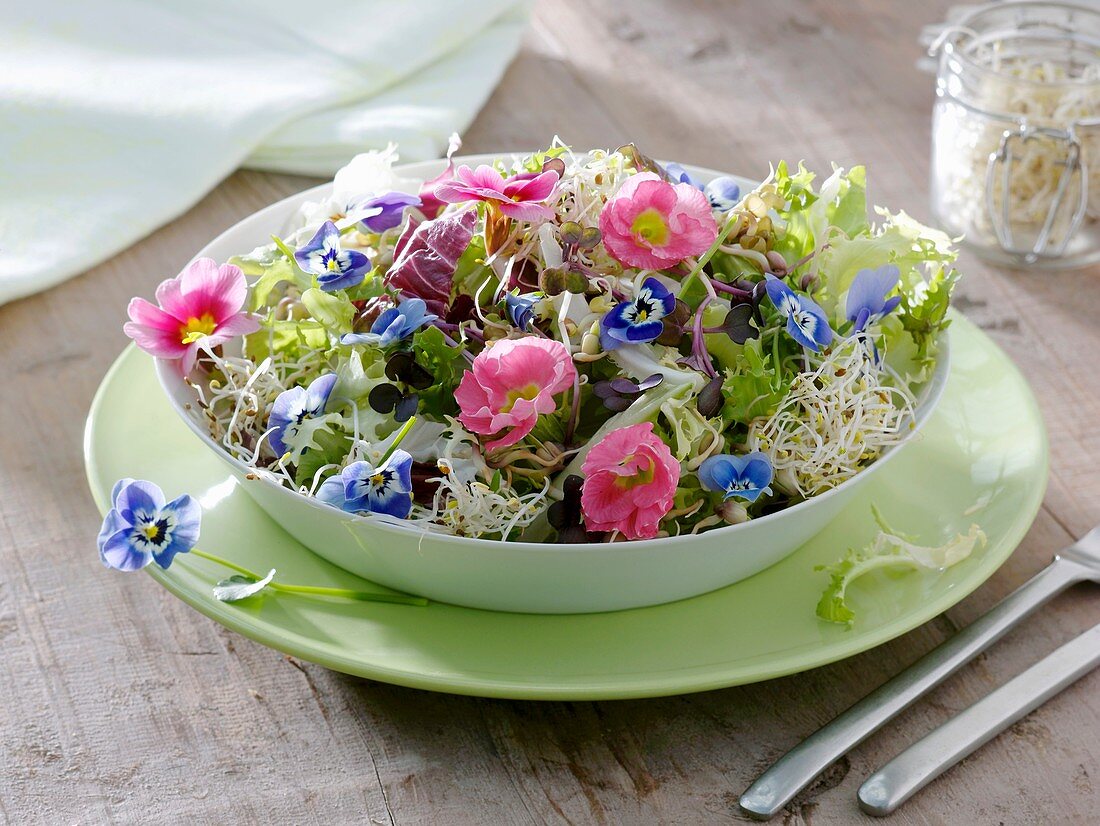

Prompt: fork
[
  {"left": 858, "top": 620, "right": 1100, "bottom": 815},
  {"left": 738, "top": 526, "right": 1100, "bottom": 821}
]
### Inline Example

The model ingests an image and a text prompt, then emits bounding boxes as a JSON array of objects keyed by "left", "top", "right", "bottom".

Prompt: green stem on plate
[
  {"left": 266, "top": 583, "right": 427, "bottom": 605},
  {"left": 191, "top": 548, "right": 257, "bottom": 578},
  {"left": 189, "top": 548, "right": 427, "bottom": 606}
]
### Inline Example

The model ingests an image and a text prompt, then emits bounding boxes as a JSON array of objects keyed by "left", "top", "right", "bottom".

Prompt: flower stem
[
  {"left": 268, "top": 583, "right": 428, "bottom": 606},
  {"left": 191, "top": 548, "right": 257, "bottom": 578},
  {"left": 681, "top": 213, "right": 743, "bottom": 297},
  {"left": 270, "top": 234, "right": 298, "bottom": 262},
  {"left": 380, "top": 416, "right": 416, "bottom": 463},
  {"left": 188, "top": 548, "right": 427, "bottom": 606}
]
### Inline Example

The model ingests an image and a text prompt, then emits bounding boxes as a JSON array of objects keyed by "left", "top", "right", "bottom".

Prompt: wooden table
[{"left": 3, "top": 1, "right": 1098, "bottom": 822}]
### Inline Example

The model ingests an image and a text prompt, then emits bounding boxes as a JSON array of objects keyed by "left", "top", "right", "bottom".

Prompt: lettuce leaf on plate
[{"left": 816, "top": 505, "right": 986, "bottom": 627}]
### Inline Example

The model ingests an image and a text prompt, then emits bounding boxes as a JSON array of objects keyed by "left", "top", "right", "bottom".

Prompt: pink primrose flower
[
  {"left": 435, "top": 165, "right": 560, "bottom": 222},
  {"left": 124, "top": 258, "right": 259, "bottom": 374},
  {"left": 599, "top": 172, "right": 718, "bottom": 270},
  {"left": 580, "top": 422, "right": 680, "bottom": 539},
  {"left": 455, "top": 337, "right": 576, "bottom": 450}
]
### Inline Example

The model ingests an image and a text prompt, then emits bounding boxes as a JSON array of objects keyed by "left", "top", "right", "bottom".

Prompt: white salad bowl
[{"left": 156, "top": 155, "right": 950, "bottom": 614}]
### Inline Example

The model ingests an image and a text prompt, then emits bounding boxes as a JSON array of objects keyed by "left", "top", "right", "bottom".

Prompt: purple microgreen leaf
[
  {"left": 603, "top": 396, "right": 634, "bottom": 412},
  {"left": 368, "top": 383, "right": 401, "bottom": 414},
  {"left": 722, "top": 303, "right": 759, "bottom": 344},
  {"left": 394, "top": 393, "right": 419, "bottom": 422},
  {"left": 559, "top": 221, "right": 583, "bottom": 247},
  {"left": 609, "top": 377, "right": 640, "bottom": 394},
  {"left": 592, "top": 381, "right": 618, "bottom": 400},
  {"left": 542, "top": 157, "right": 566, "bottom": 177},
  {"left": 578, "top": 226, "right": 602, "bottom": 249},
  {"left": 697, "top": 376, "right": 724, "bottom": 419}
]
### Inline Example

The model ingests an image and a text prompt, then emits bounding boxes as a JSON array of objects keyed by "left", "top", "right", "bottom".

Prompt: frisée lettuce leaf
[{"left": 816, "top": 505, "right": 986, "bottom": 627}]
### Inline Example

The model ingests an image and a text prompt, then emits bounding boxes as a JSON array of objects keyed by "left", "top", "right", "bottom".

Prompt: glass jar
[{"left": 930, "top": 1, "right": 1100, "bottom": 269}]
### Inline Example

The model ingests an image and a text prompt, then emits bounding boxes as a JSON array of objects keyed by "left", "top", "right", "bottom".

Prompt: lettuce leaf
[
  {"left": 816, "top": 505, "right": 986, "bottom": 626},
  {"left": 301, "top": 287, "right": 355, "bottom": 337},
  {"left": 244, "top": 318, "right": 328, "bottom": 362},
  {"left": 412, "top": 325, "right": 469, "bottom": 419},
  {"left": 719, "top": 337, "right": 791, "bottom": 424},
  {"left": 815, "top": 208, "right": 957, "bottom": 323}
]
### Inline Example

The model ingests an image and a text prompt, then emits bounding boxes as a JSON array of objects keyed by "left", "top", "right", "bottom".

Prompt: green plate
[{"left": 84, "top": 315, "right": 1046, "bottom": 700}]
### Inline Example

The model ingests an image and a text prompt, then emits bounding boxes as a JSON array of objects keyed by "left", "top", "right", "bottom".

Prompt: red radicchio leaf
[{"left": 385, "top": 208, "right": 477, "bottom": 315}]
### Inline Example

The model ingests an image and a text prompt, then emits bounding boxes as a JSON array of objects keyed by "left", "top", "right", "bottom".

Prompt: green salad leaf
[
  {"left": 412, "top": 325, "right": 468, "bottom": 418},
  {"left": 816, "top": 505, "right": 986, "bottom": 627},
  {"left": 301, "top": 287, "right": 355, "bottom": 337},
  {"left": 719, "top": 336, "right": 791, "bottom": 424}
]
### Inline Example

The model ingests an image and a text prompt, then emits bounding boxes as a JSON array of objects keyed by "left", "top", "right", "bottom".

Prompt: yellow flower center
[
  {"left": 502, "top": 384, "right": 541, "bottom": 413},
  {"left": 142, "top": 524, "right": 160, "bottom": 540},
  {"left": 179, "top": 313, "right": 217, "bottom": 344},
  {"left": 614, "top": 454, "right": 655, "bottom": 489},
  {"left": 630, "top": 208, "right": 669, "bottom": 247}
]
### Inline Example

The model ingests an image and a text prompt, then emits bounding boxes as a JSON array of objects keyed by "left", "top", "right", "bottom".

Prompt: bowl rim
[{"left": 155, "top": 154, "right": 952, "bottom": 553}]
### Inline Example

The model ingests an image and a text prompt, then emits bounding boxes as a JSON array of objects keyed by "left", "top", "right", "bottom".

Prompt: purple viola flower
[
  {"left": 600, "top": 277, "right": 677, "bottom": 351},
  {"left": 341, "top": 297, "right": 436, "bottom": 348},
  {"left": 294, "top": 221, "right": 371, "bottom": 292},
  {"left": 764, "top": 274, "right": 833, "bottom": 351},
  {"left": 340, "top": 450, "right": 415, "bottom": 519},
  {"left": 351, "top": 191, "right": 422, "bottom": 233},
  {"left": 847, "top": 264, "right": 901, "bottom": 333},
  {"left": 704, "top": 176, "right": 741, "bottom": 211},
  {"left": 505, "top": 292, "right": 539, "bottom": 331},
  {"left": 698, "top": 452, "right": 774, "bottom": 503},
  {"left": 268, "top": 373, "right": 338, "bottom": 456},
  {"left": 97, "top": 479, "right": 201, "bottom": 571}
]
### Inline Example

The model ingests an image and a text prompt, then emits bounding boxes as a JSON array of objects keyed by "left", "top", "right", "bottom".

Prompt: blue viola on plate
[
  {"left": 698, "top": 452, "right": 774, "bottom": 503},
  {"left": 294, "top": 220, "right": 371, "bottom": 291},
  {"left": 600, "top": 277, "right": 676, "bottom": 350},
  {"left": 97, "top": 479, "right": 201, "bottom": 571},
  {"left": 341, "top": 298, "right": 436, "bottom": 347},
  {"left": 764, "top": 274, "right": 833, "bottom": 351}
]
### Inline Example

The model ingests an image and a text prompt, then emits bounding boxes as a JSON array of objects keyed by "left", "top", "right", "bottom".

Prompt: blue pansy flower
[
  {"left": 351, "top": 191, "right": 422, "bottom": 233},
  {"left": 764, "top": 274, "right": 834, "bottom": 351},
  {"left": 704, "top": 176, "right": 741, "bottom": 211},
  {"left": 698, "top": 452, "right": 774, "bottom": 503},
  {"left": 663, "top": 162, "right": 698, "bottom": 187},
  {"left": 600, "top": 277, "right": 677, "bottom": 350},
  {"left": 97, "top": 479, "right": 201, "bottom": 571},
  {"left": 268, "top": 373, "right": 339, "bottom": 456},
  {"left": 505, "top": 292, "right": 539, "bottom": 331},
  {"left": 846, "top": 265, "right": 901, "bottom": 332},
  {"left": 330, "top": 450, "right": 415, "bottom": 519},
  {"left": 294, "top": 220, "right": 371, "bottom": 292},
  {"left": 340, "top": 297, "right": 437, "bottom": 347}
]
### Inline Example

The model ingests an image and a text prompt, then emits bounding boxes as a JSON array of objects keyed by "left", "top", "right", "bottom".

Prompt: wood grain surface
[{"left": 2, "top": 1, "right": 1098, "bottom": 823}]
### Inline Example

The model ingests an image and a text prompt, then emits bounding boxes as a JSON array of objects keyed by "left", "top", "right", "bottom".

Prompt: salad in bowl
[{"left": 128, "top": 140, "right": 959, "bottom": 612}]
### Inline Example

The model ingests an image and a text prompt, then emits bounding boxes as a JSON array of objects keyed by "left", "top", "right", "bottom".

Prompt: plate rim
[{"left": 85, "top": 314, "right": 1049, "bottom": 700}]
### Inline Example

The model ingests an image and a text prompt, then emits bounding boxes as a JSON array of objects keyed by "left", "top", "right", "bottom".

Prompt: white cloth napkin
[{"left": 0, "top": 0, "right": 530, "bottom": 306}]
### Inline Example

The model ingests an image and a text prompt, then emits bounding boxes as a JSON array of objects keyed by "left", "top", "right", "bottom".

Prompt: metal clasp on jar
[{"left": 984, "top": 123, "right": 1090, "bottom": 264}]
